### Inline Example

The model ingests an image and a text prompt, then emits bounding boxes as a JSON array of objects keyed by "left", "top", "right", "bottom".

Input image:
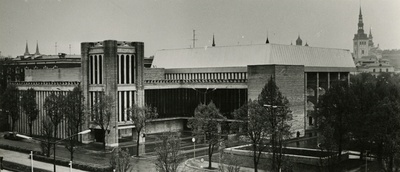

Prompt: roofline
[{"left": 156, "top": 43, "right": 351, "bottom": 52}]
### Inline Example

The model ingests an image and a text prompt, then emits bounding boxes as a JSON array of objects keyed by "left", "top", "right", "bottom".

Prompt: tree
[
  {"left": 110, "top": 147, "right": 132, "bottom": 172},
  {"left": 257, "top": 77, "right": 292, "bottom": 171},
  {"left": 21, "top": 88, "right": 39, "bottom": 136},
  {"left": 154, "top": 132, "right": 184, "bottom": 172},
  {"left": 40, "top": 116, "right": 54, "bottom": 157},
  {"left": 314, "top": 82, "right": 356, "bottom": 162},
  {"left": 1, "top": 85, "right": 20, "bottom": 131},
  {"left": 127, "top": 104, "right": 158, "bottom": 157},
  {"left": 232, "top": 100, "right": 269, "bottom": 172},
  {"left": 187, "top": 101, "right": 226, "bottom": 169},
  {"left": 64, "top": 87, "right": 85, "bottom": 161},
  {"left": 91, "top": 93, "right": 114, "bottom": 149}
]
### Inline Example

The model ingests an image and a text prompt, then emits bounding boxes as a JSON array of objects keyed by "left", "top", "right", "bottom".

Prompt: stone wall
[
  {"left": 144, "top": 68, "right": 165, "bottom": 80},
  {"left": 247, "top": 65, "right": 305, "bottom": 137},
  {"left": 25, "top": 67, "right": 80, "bottom": 81}
]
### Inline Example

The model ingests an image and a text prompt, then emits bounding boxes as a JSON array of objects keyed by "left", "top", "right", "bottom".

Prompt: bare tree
[
  {"left": 232, "top": 100, "right": 269, "bottom": 172},
  {"left": 64, "top": 87, "right": 85, "bottom": 161},
  {"left": 91, "top": 92, "right": 114, "bottom": 149},
  {"left": 21, "top": 88, "right": 39, "bottom": 136},
  {"left": 154, "top": 132, "right": 184, "bottom": 172},
  {"left": 127, "top": 104, "right": 158, "bottom": 157},
  {"left": 188, "top": 101, "right": 226, "bottom": 169},
  {"left": 110, "top": 147, "right": 132, "bottom": 172},
  {"left": 40, "top": 116, "right": 54, "bottom": 157}
]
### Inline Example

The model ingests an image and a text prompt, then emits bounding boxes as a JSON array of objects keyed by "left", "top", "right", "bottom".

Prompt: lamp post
[
  {"left": 192, "top": 137, "right": 196, "bottom": 159},
  {"left": 16, "top": 130, "right": 91, "bottom": 172}
]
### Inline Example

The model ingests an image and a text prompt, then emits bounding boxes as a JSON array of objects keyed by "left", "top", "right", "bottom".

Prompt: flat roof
[{"left": 152, "top": 44, "right": 356, "bottom": 71}]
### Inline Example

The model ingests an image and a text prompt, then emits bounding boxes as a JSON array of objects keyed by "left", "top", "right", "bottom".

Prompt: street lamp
[
  {"left": 192, "top": 137, "right": 196, "bottom": 159},
  {"left": 16, "top": 129, "right": 91, "bottom": 172}
]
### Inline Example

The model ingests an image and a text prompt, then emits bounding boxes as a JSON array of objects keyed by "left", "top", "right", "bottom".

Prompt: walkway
[{"left": 0, "top": 148, "right": 88, "bottom": 172}]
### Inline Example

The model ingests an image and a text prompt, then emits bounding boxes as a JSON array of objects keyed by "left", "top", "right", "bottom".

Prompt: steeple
[
  {"left": 266, "top": 37, "right": 269, "bottom": 44},
  {"left": 357, "top": 6, "right": 364, "bottom": 34},
  {"left": 24, "top": 41, "right": 30, "bottom": 56},
  {"left": 35, "top": 41, "right": 40, "bottom": 55},
  {"left": 305, "top": 42, "right": 309, "bottom": 46},
  {"left": 212, "top": 34, "right": 215, "bottom": 47},
  {"left": 296, "top": 35, "right": 302, "bottom": 46}
]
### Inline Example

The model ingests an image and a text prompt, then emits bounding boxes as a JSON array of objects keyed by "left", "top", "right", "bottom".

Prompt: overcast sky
[{"left": 0, "top": 0, "right": 399, "bottom": 57}]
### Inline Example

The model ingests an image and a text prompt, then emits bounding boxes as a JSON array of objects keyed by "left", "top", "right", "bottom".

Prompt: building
[
  {"left": 352, "top": 7, "right": 395, "bottom": 75},
  {"left": 6, "top": 40, "right": 355, "bottom": 147},
  {"left": 353, "top": 7, "right": 373, "bottom": 59}
]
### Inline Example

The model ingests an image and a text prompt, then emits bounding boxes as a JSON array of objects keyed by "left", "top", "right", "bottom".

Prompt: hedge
[{"left": 2, "top": 160, "right": 51, "bottom": 172}]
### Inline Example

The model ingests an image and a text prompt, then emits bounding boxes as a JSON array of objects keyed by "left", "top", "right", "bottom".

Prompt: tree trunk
[
  {"left": 29, "top": 122, "right": 33, "bottom": 137},
  {"left": 53, "top": 126, "right": 57, "bottom": 172},
  {"left": 103, "top": 130, "right": 106, "bottom": 150},
  {"left": 208, "top": 144, "right": 212, "bottom": 169},
  {"left": 253, "top": 144, "right": 258, "bottom": 172},
  {"left": 70, "top": 149, "right": 74, "bottom": 162},
  {"left": 272, "top": 133, "right": 276, "bottom": 170},
  {"left": 136, "top": 130, "right": 140, "bottom": 157}
]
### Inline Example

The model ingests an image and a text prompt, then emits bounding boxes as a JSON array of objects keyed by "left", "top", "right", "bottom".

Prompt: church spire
[
  {"left": 266, "top": 37, "right": 269, "bottom": 44},
  {"left": 35, "top": 41, "right": 40, "bottom": 55},
  {"left": 24, "top": 41, "right": 30, "bottom": 56},
  {"left": 212, "top": 34, "right": 216, "bottom": 47},
  {"left": 357, "top": 6, "right": 364, "bottom": 34}
]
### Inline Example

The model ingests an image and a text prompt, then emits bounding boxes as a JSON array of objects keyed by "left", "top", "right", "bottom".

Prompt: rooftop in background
[{"left": 152, "top": 43, "right": 355, "bottom": 71}]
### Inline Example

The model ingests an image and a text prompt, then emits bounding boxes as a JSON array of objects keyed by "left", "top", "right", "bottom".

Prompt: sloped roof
[{"left": 152, "top": 44, "right": 355, "bottom": 70}]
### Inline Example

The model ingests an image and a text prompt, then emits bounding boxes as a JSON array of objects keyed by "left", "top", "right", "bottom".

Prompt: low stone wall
[
  {"left": 146, "top": 118, "right": 186, "bottom": 134},
  {"left": 224, "top": 146, "right": 349, "bottom": 166}
]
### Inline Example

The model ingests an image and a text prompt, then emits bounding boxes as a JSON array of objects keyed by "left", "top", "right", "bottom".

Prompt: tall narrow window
[
  {"left": 99, "top": 55, "right": 103, "bottom": 84},
  {"left": 120, "top": 55, "right": 125, "bottom": 84},
  {"left": 94, "top": 55, "right": 98, "bottom": 84},
  {"left": 89, "top": 55, "right": 93, "bottom": 84}
]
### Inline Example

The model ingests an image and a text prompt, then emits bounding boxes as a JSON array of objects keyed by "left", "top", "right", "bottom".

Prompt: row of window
[
  {"left": 118, "top": 54, "right": 136, "bottom": 84},
  {"left": 89, "top": 55, "right": 103, "bottom": 84},
  {"left": 165, "top": 72, "right": 247, "bottom": 80}
]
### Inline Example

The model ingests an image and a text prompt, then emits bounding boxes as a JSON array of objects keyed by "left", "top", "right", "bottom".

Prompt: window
[
  {"left": 309, "top": 116, "right": 313, "bottom": 126},
  {"left": 373, "top": 69, "right": 375, "bottom": 72},
  {"left": 386, "top": 69, "right": 389, "bottom": 72},
  {"left": 362, "top": 50, "right": 364, "bottom": 54}
]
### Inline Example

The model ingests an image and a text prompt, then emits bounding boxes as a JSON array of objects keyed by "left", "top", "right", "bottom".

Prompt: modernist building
[{"left": 6, "top": 40, "right": 355, "bottom": 147}]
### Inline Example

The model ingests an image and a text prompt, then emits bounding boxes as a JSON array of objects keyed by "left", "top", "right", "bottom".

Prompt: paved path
[{"left": 0, "top": 148, "right": 88, "bottom": 172}]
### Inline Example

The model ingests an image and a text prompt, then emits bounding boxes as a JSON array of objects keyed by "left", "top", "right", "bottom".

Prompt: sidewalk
[
  {"left": 181, "top": 158, "right": 264, "bottom": 172},
  {"left": 0, "top": 148, "right": 88, "bottom": 172}
]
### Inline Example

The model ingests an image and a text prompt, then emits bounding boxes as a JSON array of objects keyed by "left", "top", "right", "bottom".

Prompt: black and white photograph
[{"left": 1, "top": 0, "right": 400, "bottom": 171}]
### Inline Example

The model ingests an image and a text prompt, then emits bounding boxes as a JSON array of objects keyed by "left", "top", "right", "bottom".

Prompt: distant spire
[
  {"left": 266, "top": 31, "right": 269, "bottom": 44},
  {"left": 290, "top": 41, "right": 293, "bottom": 45},
  {"left": 35, "top": 41, "right": 40, "bottom": 55},
  {"left": 305, "top": 42, "right": 309, "bottom": 46},
  {"left": 212, "top": 34, "right": 216, "bottom": 47},
  {"left": 296, "top": 35, "right": 303, "bottom": 46},
  {"left": 24, "top": 41, "right": 30, "bottom": 56}
]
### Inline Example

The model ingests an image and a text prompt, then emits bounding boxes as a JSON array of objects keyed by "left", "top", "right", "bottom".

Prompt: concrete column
[
  {"left": 304, "top": 72, "right": 307, "bottom": 135},
  {"left": 103, "top": 40, "right": 119, "bottom": 147},
  {"left": 81, "top": 42, "right": 94, "bottom": 143}
]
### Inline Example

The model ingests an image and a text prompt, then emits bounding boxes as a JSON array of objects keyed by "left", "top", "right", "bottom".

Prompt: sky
[{"left": 0, "top": 0, "right": 399, "bottom": 57}]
